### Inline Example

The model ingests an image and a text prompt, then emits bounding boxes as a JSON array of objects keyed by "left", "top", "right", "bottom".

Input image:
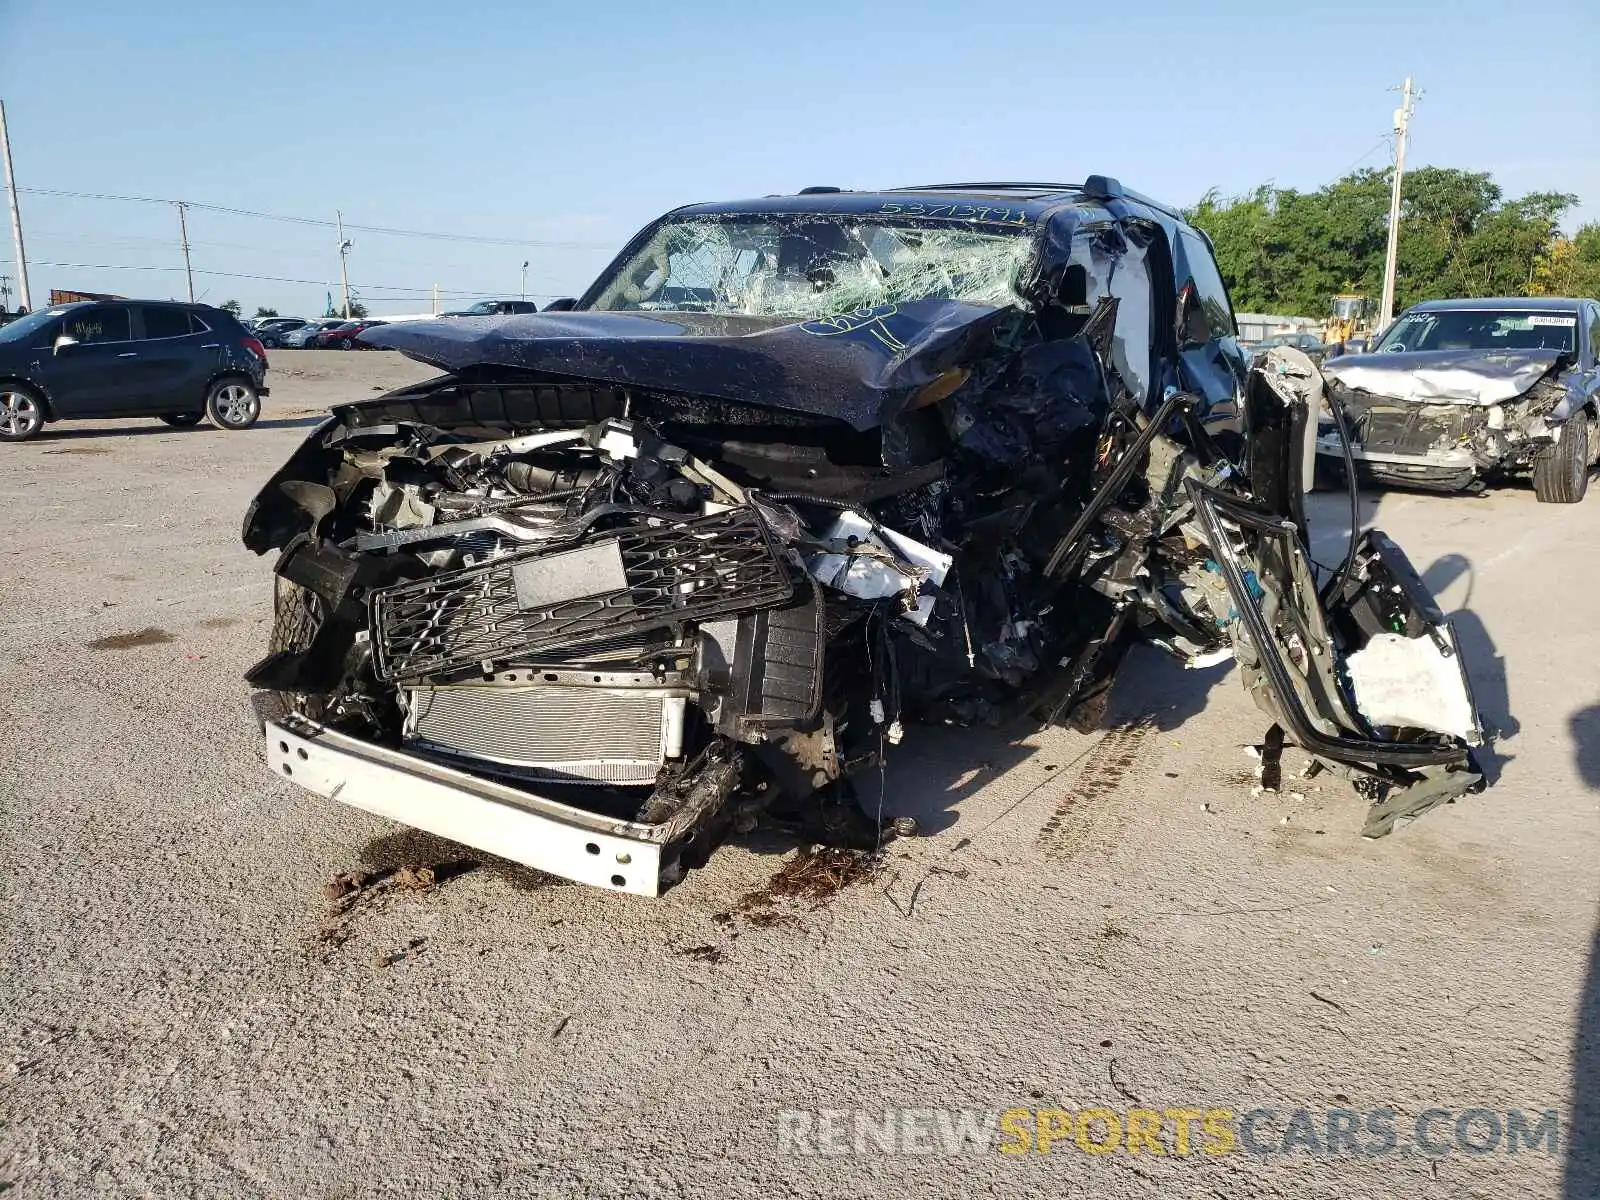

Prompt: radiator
[{"left": 403, "top": 684, "right": 686, "bottom": 785}]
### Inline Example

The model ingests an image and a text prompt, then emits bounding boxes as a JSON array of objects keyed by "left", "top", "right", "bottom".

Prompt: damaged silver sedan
[
  {"left": 242, "top": 181, "right": 1486, "bottom": 894},
  {"left": 1316, "top": 297, "right": 1600, "bottom": 502}
]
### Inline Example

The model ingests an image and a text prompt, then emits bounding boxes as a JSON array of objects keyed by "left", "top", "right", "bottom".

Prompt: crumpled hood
[
  {"left": 1322, "top": 348, "right": 1565, "bottom": 405},
  {"left": 363, "top": 302, "right": 1016, "bottom": 431}
]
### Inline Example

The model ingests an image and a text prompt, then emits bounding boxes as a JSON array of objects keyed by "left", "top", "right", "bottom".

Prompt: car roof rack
[{"left": 892, "top": 181, "right": 1083, "bottom": 193}]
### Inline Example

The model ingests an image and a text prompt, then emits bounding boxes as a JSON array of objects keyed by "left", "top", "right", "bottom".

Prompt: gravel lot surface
[{"left": 3, "top": 350, "right": 1597, "bottom": 1198}]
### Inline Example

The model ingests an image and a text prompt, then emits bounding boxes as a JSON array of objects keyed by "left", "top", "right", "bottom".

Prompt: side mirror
[
  {"left": 543, "top": 297, "right": 578, "bottom": 312},
  {"left": 53, "top": 334, "right": 80, "bottom": 354},
  {"left": 1175, "top": 282, "right": 1213, "bottom": 349}
]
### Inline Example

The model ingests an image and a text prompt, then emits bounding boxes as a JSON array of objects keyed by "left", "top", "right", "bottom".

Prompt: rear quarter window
[{"left": 141, "top": 306, "right": 192, "bottom": 339}]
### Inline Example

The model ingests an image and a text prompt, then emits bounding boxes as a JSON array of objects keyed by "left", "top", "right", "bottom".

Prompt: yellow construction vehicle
[{"left": 1325, "top": 294, "right": 1371, "bottom": 348}]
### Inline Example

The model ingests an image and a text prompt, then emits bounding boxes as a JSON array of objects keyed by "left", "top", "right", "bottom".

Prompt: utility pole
[
  {"left": 336, "top": 209, "right": 352, "bottom": 318},
  {"left": 432, "top": 282, "right": 439, "bottom": 316},
  {"left": 176, "top": 201, "right": 195, "bottom": 302},
  {"left": 521, "top": 259, "right": 529, "bottom": 301},
  {"left": 1377, "top": 77, "right": 1416, "bottom": 332},
  {"left": 0, "top": 99, "right": 33, "bottom": 311}
]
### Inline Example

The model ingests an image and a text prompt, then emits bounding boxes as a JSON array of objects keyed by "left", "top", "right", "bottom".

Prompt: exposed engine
[{"left": 244, "top": 335, "right": 1486, "bottom": 890}]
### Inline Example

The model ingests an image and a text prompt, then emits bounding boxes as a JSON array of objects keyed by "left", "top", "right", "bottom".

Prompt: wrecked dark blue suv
[{"left": 243, "top": 180, "right": 1485, "bottom": 893}]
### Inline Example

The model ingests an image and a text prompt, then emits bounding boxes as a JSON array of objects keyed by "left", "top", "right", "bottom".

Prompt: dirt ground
[{"left": 2, "top": 350, "right": 1596, "bottom": 1199}]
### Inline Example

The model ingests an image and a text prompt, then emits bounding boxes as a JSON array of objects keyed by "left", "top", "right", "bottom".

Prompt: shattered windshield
[
  {"left": 587, "top": 215, "right": 1035, "bottom": 319},
  {"left": 1376, "top": 309, "right": 1577, "bottom": 354}
]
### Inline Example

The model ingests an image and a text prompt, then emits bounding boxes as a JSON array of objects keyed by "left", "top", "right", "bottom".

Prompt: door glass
[
  {"left": 188, "top": 312, "right": 212, "bottom": 334},
  {"left": 1176, "top": 231, "right": 1235, "bottom": 340},
  {"left": 141, "top": 306, "right": 192, "bottom": 340},
  {"left": 63, "top": 307, "right": 132, "bottom": 344}
]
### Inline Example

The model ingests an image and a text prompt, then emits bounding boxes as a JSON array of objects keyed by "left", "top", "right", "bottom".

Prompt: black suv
[
  {"left": 0, "top": 300, "right": 269, "bottom": 442},
  {"left": 243, "top": 178, "right": 1485, "bottom": 893}
]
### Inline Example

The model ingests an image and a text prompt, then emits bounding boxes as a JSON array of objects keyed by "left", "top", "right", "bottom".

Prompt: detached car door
[
  {"left": 36, "top": 304, "right": 142, "bottom": 416},
  {"left": 133, "top": 305, "right": 215, "bottom": 412}
]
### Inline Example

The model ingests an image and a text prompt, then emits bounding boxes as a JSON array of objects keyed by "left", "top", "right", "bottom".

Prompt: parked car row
[
  {"left": 0, "top": 294, "right": 543, "bottom": 441},
  {"left": 247, "top": 316, "right": 392, "bottom": 349}
]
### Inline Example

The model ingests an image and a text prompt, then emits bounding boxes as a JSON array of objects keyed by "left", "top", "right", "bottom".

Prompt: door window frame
[{"left": 63, "top": 304, "right": 135, "bottom": 346}]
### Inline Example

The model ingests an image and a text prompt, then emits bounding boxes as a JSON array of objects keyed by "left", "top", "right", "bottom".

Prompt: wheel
[
  {"left": 206, "top": 378, "right": 261, "bottom": 430},
  {"left": 1531, "top": 415, "right": 1589, "bottom": 503},
  {"left": 0, "top": 384, "right": 45, "bottom": 442},
  {"left": 160, "top": 412, "right": 204, "bottom": 427},
  {"left": 338, "top": 337, "right": 355, "bottom": 350},
  {"left": 261, "top": 336, "right": 280, "bottom": 349}
]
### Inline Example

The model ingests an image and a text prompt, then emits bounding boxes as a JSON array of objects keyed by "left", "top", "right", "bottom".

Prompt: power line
[
  {"left": 26, "top": 257, "right": 562, "bottom": 298},
  {"left": 1338, "top": 132, "right": 1394, "bottom": 179},
  {"left": 16, "top": 185, "right": 611, "bottom": 250}
]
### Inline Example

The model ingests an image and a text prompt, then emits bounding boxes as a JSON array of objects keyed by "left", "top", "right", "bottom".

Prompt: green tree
[
  {"left": 1187, "top": 167, "right": 1579, "bottom": 319},
  {"left": 219, "top": 299, "right": 242, "bottom": 316},
  {"left": 1531, "top": 222, "right": 1600, "bottom": 299},
  {"left": 253, "top": 306, "right": 279, "bottom": 318},
  {"left": 325, "top": 293, "right": 369, "bottom": 319}
]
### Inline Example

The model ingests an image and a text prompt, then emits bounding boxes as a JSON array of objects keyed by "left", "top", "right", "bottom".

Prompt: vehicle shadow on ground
[
  {"left": 848, "top": 724, "right": 1039, "bottom": 837},
  {"left": 251, "top": 416, "right": 326, "bottom": 431},
  {"left": 1565, "top": 704, "right": 1600, "bottom": 1198},
  {"left": 1422, "top": 553, "right": 1517, "bottom": 783},
  {"left": 843, "top": 643, "right": 1229, "bottom": 838},
  {"left": 1105, "top": 642, "right": 1233, "bottom": 733},
  {"left": 32, "top": 415, "right": 322, "bottom": 441}
]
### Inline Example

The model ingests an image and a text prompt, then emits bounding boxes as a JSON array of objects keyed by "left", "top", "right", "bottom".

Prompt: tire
[
  {"left": 206, "top": 377, "right": 261, "bottom": 431},
  {"left": 0, "top": 384, "right": 45, "bottom": 442},
  {"left": 1531, "top": 416, "right": 1589, "bottom": 503},
  {"left": 259, "top": 577, "right": 328, "bottom": 724},
  {"left": 338, "top": 337, "right": 355, "bottom": 350},
  {"left": 160, "top": 412, "right": 204, "bottom": 427}
]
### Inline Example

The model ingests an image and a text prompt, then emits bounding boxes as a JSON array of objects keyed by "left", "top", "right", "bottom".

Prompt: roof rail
[
  {"left": 798, "top": 185, "right": 842, "bottom": 194},
  {"left": 892, "top": 181, "right": 1083, "bottom": 193}
]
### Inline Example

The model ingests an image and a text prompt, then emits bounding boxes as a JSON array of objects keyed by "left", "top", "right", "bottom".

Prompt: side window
[
  {"left": 1065, "top": 224, "right": 1156, "bottom": 405},
  {"left": 140, "top": 306, "right": 192, "bottom": 340},
  {"left": 188, "top": 312, "right": 212, "bottom": 335},
  {"left": 63, "top": 306, "right": 132, "bottom": 344},
  {"left": 1176, "top": 230, "right": 1235, "bottom": 340}
]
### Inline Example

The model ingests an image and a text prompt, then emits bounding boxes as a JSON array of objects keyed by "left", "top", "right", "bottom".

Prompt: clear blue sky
[{"left": 2, "top": 0, "right": 1596, "bottom": 316}]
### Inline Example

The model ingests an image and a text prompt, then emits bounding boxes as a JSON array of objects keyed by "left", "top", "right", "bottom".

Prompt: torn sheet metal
[
  {"left": 804, "top": 511, "right": 951, "bottom": 626},
  {"left": 1323, "top": 349, "right": 1563, "bottom": 406}
]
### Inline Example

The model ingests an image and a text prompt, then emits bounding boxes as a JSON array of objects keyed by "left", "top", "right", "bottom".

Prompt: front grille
[
  {"left": 371, "top": 507, "right": 793, "bottom": 682},
  {"left": 405, "top": 684, "right": 680, "bottom": 785}
]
